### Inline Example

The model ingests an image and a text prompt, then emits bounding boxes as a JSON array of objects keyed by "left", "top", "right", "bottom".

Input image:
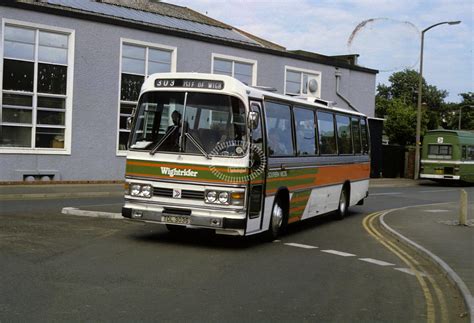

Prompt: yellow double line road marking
[{"left": 363, "top": 211, "right": 449, "bottom": 323}]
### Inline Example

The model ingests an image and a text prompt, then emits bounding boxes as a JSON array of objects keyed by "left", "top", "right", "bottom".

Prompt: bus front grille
[
  {"left": 153, "top": 187, "right": 204, "bottom": 200},
  {"left": 163, "top": 207, "right": 192, "bottom": 216},
  {"left": 182, "top": 190, "right": 204, "bottom": 199}
]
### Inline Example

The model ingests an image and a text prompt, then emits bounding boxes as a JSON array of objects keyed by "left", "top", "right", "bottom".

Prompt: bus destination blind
[{"left": 155, "top": 79, "right": 224, "bottom": 90}]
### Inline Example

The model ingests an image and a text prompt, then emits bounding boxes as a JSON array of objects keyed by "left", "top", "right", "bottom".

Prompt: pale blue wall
[{"left": 0, "top": 6, "right": 376, "bottom": 181}]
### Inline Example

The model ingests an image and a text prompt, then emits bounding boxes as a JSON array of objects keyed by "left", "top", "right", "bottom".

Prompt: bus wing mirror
[{"left": 248, "top": 111, "right": 259, "bottom": 130}]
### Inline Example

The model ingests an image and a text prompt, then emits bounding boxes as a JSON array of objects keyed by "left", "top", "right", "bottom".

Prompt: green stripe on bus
[
  {"left": 126, "top": 159, "right": 249, "bottom": 182},
  {"left": 289, "top": 190, "right": 312, "bottom": 218}
]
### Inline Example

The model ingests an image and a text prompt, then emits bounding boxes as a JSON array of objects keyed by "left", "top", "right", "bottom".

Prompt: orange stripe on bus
[
  {"left": 291, "top": 194, "right": 311, "bottom": 203},
  {"left": 266, "top": 173, "right": 315, "bottom": 183},
  {"left": 266, "top": 163, "right": 370, "bottom": 194},
  {"left": 290, "top": 205, "right": 307, "bottom": 213},
  {"left": 315, "top": 163, "right": 370, "bottom": 186}
]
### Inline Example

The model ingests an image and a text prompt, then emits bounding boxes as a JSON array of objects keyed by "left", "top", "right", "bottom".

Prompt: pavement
[
  {"left": 1, "top": 178, "right": 473, "bottom": 319},
  {"left": 381, "top": 202, "right": 474, "bottom": 320}
]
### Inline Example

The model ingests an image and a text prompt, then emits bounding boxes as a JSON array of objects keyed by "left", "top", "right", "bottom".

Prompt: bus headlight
[
  {"left": 141, "top": 185, "right": 153, "bottom": 198},
  {"left": 129, "top": 183, "right": 153, "bottom": 198},
  {"left": 131, "top": 184, "right": 141, "bottom": 196},
  {"left": 218, "top": 192, "right": 229, "bottom": 204},
  {"left": 205, "top": 190, "right": 244, "bottom": 205},
  {"left": 206, "top": 190, "right": 217, "bottom": 203}
]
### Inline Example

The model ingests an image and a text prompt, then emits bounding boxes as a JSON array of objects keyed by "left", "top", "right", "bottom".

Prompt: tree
[
  {"left": 375, "top": 69, "right": 448, "bottom": 145},
  {"left": 383, "top": 99, "right": 428, "bottom": 145},
  {"left": 442, "top": 92, "right": 474, "bottom": 130}
]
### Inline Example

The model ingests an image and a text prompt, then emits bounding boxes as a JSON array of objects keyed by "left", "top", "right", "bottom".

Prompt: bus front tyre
[
  {"left": 335, "top": 187, "right": 348, "bottom": 220},
  {"left": 265, "top": 199, "right": 286, "bottom": 241}
]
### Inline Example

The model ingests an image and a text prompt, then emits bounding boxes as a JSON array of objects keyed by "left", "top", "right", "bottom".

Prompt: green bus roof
[
  {"left": 424, "top": 129, "right": 474, "bottom": 146},
  {"left": 425, "top": 129, "right": 474, "bottom": 137}
]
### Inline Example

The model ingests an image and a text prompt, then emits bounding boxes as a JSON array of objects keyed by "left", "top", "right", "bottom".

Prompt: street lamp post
[{"left": 414, "top": 20, "right": 461, "bottom": 180}]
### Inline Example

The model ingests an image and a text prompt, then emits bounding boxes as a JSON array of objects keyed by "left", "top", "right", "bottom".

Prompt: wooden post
[{"left": 459, "top": 189, "right": 468, "bottom": 226}]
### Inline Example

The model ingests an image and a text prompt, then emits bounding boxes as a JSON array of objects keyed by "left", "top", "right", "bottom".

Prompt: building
[{"left": 0, "top": 0, "right": 377, "bottom": 182}]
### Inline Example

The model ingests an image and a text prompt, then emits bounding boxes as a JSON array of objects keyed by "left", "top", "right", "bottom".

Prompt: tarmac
[{"left": 1, "top": 178, "right": 473, "bottom": 320}]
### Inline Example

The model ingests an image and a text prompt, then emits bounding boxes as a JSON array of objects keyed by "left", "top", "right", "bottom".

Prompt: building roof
[
  {"left": 43, "top": 0, "right": 266, "bottom": 47},
  {"left": 5, "top": 0, "right": 378, "bottom": 74}
]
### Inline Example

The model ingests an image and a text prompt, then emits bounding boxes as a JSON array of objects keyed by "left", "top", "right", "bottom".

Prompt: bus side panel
[
  {"left": 350, "top": 179, "right": 369, "bottom": 205},
  {"left": 304, "top": 184, "right": 342, "bottom": 220},
  {"left": 460, "top": 163, "right": 474, "bottom": 183}
]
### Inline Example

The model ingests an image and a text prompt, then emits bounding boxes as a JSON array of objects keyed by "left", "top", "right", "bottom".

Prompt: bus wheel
[
  {"left": 265, "top": 199, "right": 285, "bottom": 241},
  {"left": 335, "top": 187, "right": 348, "bottom": 220},
  {"left": 166, "top": 224, "right": 186, "bottom": 232}
]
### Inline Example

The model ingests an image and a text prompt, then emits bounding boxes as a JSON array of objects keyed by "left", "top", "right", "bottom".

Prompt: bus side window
[
  {"left": 467, "top": 146, "right": 474, "bottom": 161},
  {"left": 265, "top": 101, "right": 294, "bottom": 157},
  {"left": 293, "top": 107, "right": 316, "bottom": 156},
  {"left": 351, "top": 117, "right": 362, "bottom": 154},
  {"left": 317, "top": 111, "right": 337, "bottom": 155},
  {"left": 336, "top": 114, "right": 353, "bottom": 155},
  {"left": 360, "top": 118, "right": 369, "bottom": 154}
]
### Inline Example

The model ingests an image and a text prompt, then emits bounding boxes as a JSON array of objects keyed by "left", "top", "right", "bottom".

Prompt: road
[{"left": 0, "top": 182, "right": 471, "bottom": 322}]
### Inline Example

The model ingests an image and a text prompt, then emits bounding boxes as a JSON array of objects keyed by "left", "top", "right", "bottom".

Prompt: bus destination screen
[{"left": 155, "top": 79, "right": 224, "bottom": 90}]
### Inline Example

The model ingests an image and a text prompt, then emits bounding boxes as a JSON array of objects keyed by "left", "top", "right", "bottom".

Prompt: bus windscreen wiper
[
  {"left": 185, "top": 132, "right": 210, "bottom": 159},
  {"left": 149, "top": 126, "right": 178, "bottom": 155}
]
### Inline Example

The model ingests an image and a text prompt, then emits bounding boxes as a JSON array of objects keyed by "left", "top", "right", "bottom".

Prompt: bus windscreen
[{"left": 129, "top": 92, "right": 247, "bottom": 156}]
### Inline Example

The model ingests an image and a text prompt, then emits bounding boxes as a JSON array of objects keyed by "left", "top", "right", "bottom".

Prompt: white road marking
[
  {"left": 321, "top": 250, "right": 356, "bottom": 257},
  {"left": 370, "top": 192, "right": 402, "bottom": 196},
  {"left": 358, "top": 258, "right": 395, "bottom": 266},
  {"left": 419, "top": 189, "right": 457, "bottom": 193},
  {"left": 394, "top": 267, "right": 427, "bottom": 277},
  {"left": 284, "top": 243, "right": 318, "bottom": 249},
  {"left": 272, "top": 240, "right": 281, "bottom": 243},
  {"left": 424, "top": 209, "right": 450, "bottom": 213}
]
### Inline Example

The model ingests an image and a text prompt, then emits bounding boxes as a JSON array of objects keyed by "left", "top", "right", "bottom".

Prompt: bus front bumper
[
  {"left": 420, "top": 174, "right": 460, "bottom": 180},
  {"left": 122, "top": 204, "right": 247, "bottom": 235}
]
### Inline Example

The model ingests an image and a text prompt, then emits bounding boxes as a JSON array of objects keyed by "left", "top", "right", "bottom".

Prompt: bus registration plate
[
  {"left": 162, "top": 215, "right": 191, "bottom": 225},
  {"left": 435, "top": 169, "right": 444, "bottom": 174}
]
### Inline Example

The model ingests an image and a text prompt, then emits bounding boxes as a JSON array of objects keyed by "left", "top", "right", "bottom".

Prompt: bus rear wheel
[{"left": 335, "top": 187, "right": 348, "bottom": 220}]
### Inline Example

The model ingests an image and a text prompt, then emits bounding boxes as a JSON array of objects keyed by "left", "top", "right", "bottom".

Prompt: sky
[{"left": 167, "top": 0, "right": 472, "bottom": 103}]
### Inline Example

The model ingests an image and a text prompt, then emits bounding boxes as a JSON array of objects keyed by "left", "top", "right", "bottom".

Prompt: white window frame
[
  {"left": 116, "top": 38, "right": 177, "bottom": 156},
  {"left": 284, "top": 66, "right": 321, "bottom": 98},
  {"left": 211, "top": 53, "right": 257, "bottom": 86},
  {"left": 0, "top": 18, "right": 75, "bottom": 155}
]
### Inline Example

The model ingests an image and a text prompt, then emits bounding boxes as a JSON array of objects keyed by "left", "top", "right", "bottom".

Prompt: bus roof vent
[
  {"left": 294, "top": 96, "right": 335, "bottom": 107},
  {"left": 314, "top": 98, "right": 336, "bottom": 107}
]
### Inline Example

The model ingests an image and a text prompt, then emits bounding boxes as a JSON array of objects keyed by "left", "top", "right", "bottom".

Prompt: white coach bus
[{"left": 122, "top": 73, "right": 370, "bottom": 239}]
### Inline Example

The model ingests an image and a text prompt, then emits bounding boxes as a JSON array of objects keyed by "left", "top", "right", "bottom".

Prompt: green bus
[{"left": 420, "top": 130, "right": 474, "bottom": 183}]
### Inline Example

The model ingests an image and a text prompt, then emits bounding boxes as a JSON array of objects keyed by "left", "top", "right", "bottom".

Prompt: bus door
[{"left": 246, "top": 101, "right": 267, "bottom": 233}]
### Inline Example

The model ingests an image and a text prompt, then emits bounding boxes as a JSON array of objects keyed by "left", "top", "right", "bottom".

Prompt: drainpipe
[{"left": 335, "top": 69, "right": 359, "bottom": 112}]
